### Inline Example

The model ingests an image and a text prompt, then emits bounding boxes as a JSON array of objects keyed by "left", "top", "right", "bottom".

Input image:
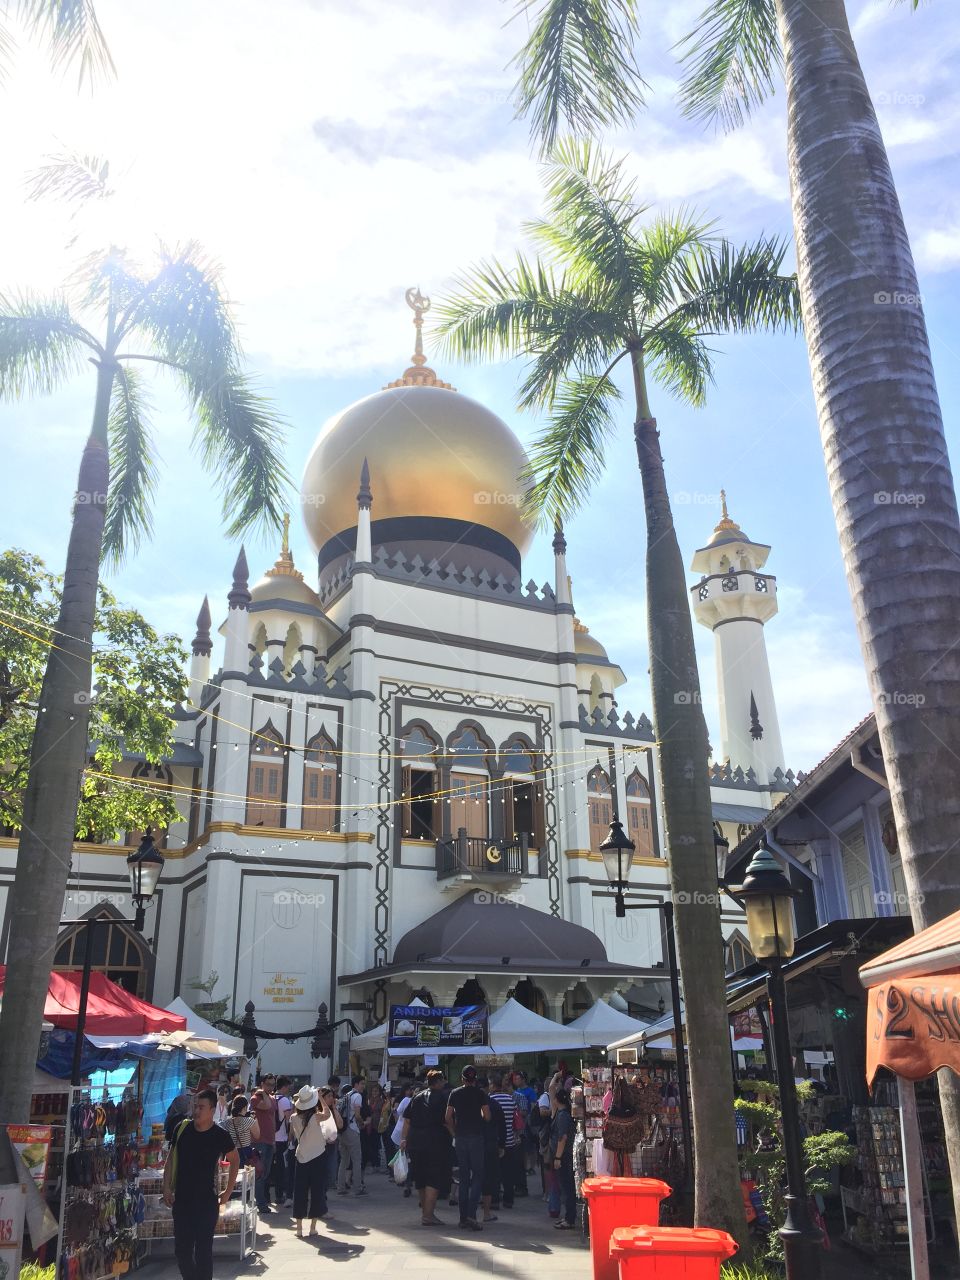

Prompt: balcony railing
[{"left": 436, "top": 829, "right": 533, "bottom": 880}]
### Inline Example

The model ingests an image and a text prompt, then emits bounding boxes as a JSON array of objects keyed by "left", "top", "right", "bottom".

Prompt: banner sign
[
  {"left": 867, "top": 978, "right": 960, "bottom": 1084},
  {"left": 6, "top": 1126, "right": 51, "bottom": 1192},
  {"left": 0, "top": 1183, "right": 27, "bottom": 1280},
  {"left": 388, "top": 1004, "right": 487, "bottom": 1051}
]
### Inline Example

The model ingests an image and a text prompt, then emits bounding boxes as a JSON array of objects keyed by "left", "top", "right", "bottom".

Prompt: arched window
[
  {"left": 55, "top": 913, "right": 150, "bottom": 999},
  {"left": 399, "top": 725, "right": 439, "bottom": 840},
  {"left": 513, "top": 978, "right": 547, "bottom": 1017},
  {"left": 302, "top": 730, "right": 337, "bottom": 832},
  {"left": 125, "top": 762, "right": 172, "bottom": 848},
  {"left": 625, "top": 768, "right": 653, "bottom": 857},
  {"left": 283, "top": 624, "right": 302, "bottom": 678},
  {"left": 587, "top": 764, "right": 613, "bottom": 851},
  {"left": 725, "top": 931, "right": 754, "bottom": 975},
  {"left": 246, "top": 720, "right": 285, "bottom": 826},
  {"left": 447, "top": 725, "right": 490, "bottom": 839},
  {"left": 589, "top": 673, "right": 603, "bottom": 713},
  {"left": 251, "top": 623, "right": 267, "bottom": 656},
  {"left": 501, "top": 736, "right": 544, "bottom": 849}
]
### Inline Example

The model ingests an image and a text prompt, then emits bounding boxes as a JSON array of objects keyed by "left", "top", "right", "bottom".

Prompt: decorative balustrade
[{"left": 435, "top": 829, "right": 533, "bottom": 880}]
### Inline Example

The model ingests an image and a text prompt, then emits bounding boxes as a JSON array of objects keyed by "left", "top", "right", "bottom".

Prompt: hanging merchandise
[{"left": 602, "top": 1077, "right": 645, "bottom": 1152}]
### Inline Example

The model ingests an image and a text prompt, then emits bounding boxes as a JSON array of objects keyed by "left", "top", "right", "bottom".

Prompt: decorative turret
[
  {"left": 188, "top": 596, "right": 212, "bottom": 707},
  {"left": 227, "top": 547, "right": 251, "bottom": 610},
  {"left": 553, "top": 518, "right": 571, "bottom": 606},
  {"left": 356, "top": 458, "right": 373, "bottom": 563},
  {"left": 690, "top": 491, "right": 785, "bottom": 785}
]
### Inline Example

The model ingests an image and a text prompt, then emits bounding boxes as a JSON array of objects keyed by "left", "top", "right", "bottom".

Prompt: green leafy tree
[
  {"left": 510, "top": 0, "right": 960, "bottom": 1227},
  {"left": 0, "top": 0, "right": 113, "bottom": 85},
  {"left": 736, "top": 1079, "right": 856, "bottom": 1266},
  {"left": 436, "top": 139, "right": 801, "bottom": 1243},
  {"left": 0, "top": 548, "right": 187, "bottom": 839},
  {"left": 0, "top": 226, "right": 289, "bottom": 1127}
]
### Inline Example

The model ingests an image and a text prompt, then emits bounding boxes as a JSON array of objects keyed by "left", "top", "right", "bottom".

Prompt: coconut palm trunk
[
  {"left": 776, "top": 0, "right": 960, "bottom": 1227},
  {"left": 0, "top": 364, "right": 113, "bottom": 1120},
  {"left": 635, "top": 407, "right": 745, "bottom": 1237}
]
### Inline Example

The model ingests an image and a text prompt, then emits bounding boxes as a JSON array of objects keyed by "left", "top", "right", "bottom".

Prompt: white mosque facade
[{"left": 0, "top": 304, "right": 800, "bottom": 1077}]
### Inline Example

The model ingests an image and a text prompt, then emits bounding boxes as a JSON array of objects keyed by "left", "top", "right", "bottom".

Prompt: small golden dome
[
  {"left": 251, "top": 515, "right": 322, "bottom": 608},
  {"left": 300, "top": 385, "right": 533, "bottom": 555},
  {"left": 708, "top": 488, "right": 748, "bottom": 545},
  {"left": 575, "top": 628, "right": 609, "bottom": 661}
]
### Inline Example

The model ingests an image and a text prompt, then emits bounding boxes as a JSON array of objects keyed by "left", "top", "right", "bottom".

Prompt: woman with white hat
[{"left": 288, "top": 1085, "right": 337, "bottom": 1237}]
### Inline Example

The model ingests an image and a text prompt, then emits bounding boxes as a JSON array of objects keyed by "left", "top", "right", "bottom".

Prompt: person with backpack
[
  {"left": 162, "top": 1088, "right": 238, "bottom": 1280},
  {"left": 223, "top": 1095, "right": 260, "bottom": 1170},
  {"left": 400, "top": 1070, "right": 451, "bottom": 1226},
  {"left": 336, "top": 1076, "right": 367, "bottom": 1196}
]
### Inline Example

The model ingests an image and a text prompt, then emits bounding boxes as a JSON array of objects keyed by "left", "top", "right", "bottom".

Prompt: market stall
[
  {"left": 858, "top": 905, "right": 960, "bottom": 1280},
  {"left": 566, "top": 1000, "right": 654, "bottom": 1048}
]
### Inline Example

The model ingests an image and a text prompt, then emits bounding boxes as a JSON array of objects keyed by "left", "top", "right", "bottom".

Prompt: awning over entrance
[
  {"left": 860, "top": 905, "right": 960, "bottom": 1085},
  {"left": 0, "top": 967, "right": 186, "bottom": 1035}
]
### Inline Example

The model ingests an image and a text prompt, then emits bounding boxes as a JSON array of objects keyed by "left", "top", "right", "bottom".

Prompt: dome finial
[
  {"left": 357, "top": 457, "right": 372, "bottom": 510},
  {"left": 711, "top": 487, "right": 742, "bottom": 541},
  {"left": 384, "top": 287, "right": 456, "bottom": 391},
  {"left": 281, "top": 512, "right": 290, "bottom": 555}
]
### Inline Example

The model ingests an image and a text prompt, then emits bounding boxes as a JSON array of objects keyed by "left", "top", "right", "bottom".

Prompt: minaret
[
  {"left": 356, "top": 458, "right": 372, "bottom": 563},
  {"left": 188, "top": 595, "right": 212, "bottom": 707},
  {"left": 690, "top": 491, "right": 785, "bottom": 784},
  {"left": 223, "top": 547, "right": 251, "bottom": 672},
  {"left": 553, "top": 519, "right": 572, "bottom": 607}
]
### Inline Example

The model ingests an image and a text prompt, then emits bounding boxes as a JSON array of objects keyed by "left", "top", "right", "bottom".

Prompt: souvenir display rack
[
  {"left": 842, "top": 1105, "right": 910, "bottom": 1250},
  {"left": 580, "top": 1063, "right": 684, "bottom": 1183},
  {"left": 29, "top": 1083, "right": 70, "bottom": 1207},
  {"left": 59, "top": 1083, "right": 145, "bottom": 1280},
  {"left": 138, "top": 1163, "right": 257, "bottom": 1259}
]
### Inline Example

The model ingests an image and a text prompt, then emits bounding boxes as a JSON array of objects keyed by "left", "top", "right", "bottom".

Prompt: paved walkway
[{"left": 145, "top": 1171, "right": 591, "bottom": 1280}]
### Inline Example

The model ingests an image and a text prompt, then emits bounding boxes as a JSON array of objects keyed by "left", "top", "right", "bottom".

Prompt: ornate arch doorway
[{"left": 54, "top": 907, "right": 153, "bottom": 999}]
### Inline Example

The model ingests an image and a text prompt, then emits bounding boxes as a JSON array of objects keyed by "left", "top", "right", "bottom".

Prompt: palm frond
[
  {"left": 102, "top": 365, "right": 158, "bottom": 565},
  {"left": 26, "top": 150, "right": 111, "bottom": 207},
  {"left": 521, "top": 370, "right": 622, "bottom": 525},
  {"left": 539, "top": 138, "right": 648, "bottom": 299},
  {"left": 644, "top": 320, "right": 713, "bottom": 408},
  {"left": 665, "top": 235, "right": 802, "bottom": 335},
  {"left": 116, "top": 242, "right": 237, "bottom": 379},
  {"left": 0, "top": 291, "right": 97, "bottom": 397},
  {"left": 635, "top": 209, "right": 717, "bottom": 321},
  {"left": 434, "top": 255, "right": 563, "bottom": 363},
  {"left": 71, "top": 247, "right": 146, "bottom": 315},
  {"left": 17, "top": 0, "right": 115, "bottom": 86},
  {"left": 677, "top": 0, "right": 780, "bottom": 131},
  {"left": 511, "top": 0, "right": 647, "bottom": 155},
  {"left": 185, "top": 368, "right": 289, "bottom": 539}
]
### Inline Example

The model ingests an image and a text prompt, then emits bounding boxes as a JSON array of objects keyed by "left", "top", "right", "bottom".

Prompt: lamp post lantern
[
  {"left": 599, "top": 819, "right": 694, "bottom": 1203},
  {"left": 733, "top": 840, "right": 822, "bottom": 1280},
  {"left": 68, "top": 830, "right": 165, "bottom": 1086}
]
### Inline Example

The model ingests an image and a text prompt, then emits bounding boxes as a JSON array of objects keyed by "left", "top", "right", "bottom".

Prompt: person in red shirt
[{"left": 250, "top": 1075, "right": 278, "bottom": 1212}]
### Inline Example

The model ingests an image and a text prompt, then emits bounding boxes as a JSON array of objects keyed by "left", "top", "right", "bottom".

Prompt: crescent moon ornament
[{"left": 485, "top": 844, "right": 502, "bottom": 864}]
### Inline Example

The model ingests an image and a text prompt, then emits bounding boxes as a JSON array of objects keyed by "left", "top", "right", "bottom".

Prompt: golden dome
[
  {"left": 251, "top": 515, "right": 322, "bottom": 608},
  {"left": 575, "top": 628, "right": 609, "bottom": 660},
  {"left": 300, "top": 384, "right": 534, "bottom": 555},
  {"left": 708, "top": 488, "right": 748, "bottom": 545}
]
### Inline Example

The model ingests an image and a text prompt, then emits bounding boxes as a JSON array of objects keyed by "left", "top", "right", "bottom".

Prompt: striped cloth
[{"left": 489, "top": 1092, "right": 520, "bottom": 1147}]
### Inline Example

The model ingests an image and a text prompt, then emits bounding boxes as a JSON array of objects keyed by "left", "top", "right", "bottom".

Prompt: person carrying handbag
[
  {"left": 288, "top": 1085, "right": 338, "bottom": 1237},
  {"left": 224, "top": 1096, "right": 261, "bottom": 1173}
]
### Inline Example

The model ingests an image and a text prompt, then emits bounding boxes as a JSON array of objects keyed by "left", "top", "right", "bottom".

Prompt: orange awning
[{"left": 860, "top": 908, "right": 960, "bottom": 1085}]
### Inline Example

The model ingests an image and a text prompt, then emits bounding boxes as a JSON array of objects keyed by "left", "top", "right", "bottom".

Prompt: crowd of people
[{"left": 161, "top": 1062, "right": 580, "bottom": 1279}]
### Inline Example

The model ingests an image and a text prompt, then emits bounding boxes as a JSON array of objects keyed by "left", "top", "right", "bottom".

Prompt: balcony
[{"left": 436, "top": 828, "right": 537, "bottom": 887}]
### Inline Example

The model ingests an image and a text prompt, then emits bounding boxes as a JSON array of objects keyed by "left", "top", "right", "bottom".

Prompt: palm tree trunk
[
  {"left": 634, "top": 405, "right": 747, "bottom": 1246},
  {"left": 776, "top": 0, "right": 960, "bottom": 1232},
  {"left": 0, "top": 361, "right": 113, "bottom": 1135}
]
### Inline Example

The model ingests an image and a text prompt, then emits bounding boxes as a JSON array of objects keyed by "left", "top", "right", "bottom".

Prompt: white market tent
[
  {"left": 487, "top": 997, "right": 585, "bottom": 1053},
  {"left": 566, "top": 999, "right": 654, "bottom": 1047},
  {"left": 166, "top": 997, "right": 245, "bottom": 1057}
]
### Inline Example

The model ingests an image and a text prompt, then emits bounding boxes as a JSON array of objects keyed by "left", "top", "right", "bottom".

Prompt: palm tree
[
  {"left": 511, "top": 0, "right": 960, "bottom": 1235},
  {"left": 1, "top": 0, "right": 113, "bottom": 84},
  {"left": 0, "top": 241, "right": 288, "bottom": 1126},
  {"left": 436, "top": 140, "right": 801, "bottom": 1241}
]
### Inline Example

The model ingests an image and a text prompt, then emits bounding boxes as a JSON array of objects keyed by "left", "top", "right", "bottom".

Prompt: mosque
[{"left": 25, "top": 292, "right": 801, "bottom": 1076}]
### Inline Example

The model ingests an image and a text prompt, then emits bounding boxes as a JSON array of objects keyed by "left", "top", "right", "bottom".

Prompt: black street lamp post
[
  {"left": 599, "top": 820, "right": 694, "bottom": 1200},
  {"left": 731, "top": 841, "right": 823, "bottom": 1280},
  {"left": 68, "top": 830, "right": 165, "bottom": 1085}
]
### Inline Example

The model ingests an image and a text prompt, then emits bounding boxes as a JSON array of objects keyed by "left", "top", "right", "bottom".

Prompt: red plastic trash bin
[
  {"left": 581, "top": 1177, "right": 672, "bottom": 1280},
  {"left": 610, "top": 1226, "right": 738, "bottom": 1280}
]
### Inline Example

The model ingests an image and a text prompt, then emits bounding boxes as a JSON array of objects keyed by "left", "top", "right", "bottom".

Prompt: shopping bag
[{"left": 390, "top": 1149, "right": 409, "bottom": 1185}]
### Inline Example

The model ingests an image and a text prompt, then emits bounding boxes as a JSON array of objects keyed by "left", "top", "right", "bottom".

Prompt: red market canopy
[
  {"left": 859, "top": 906, "right": 960, "bottom": 1086},
  {"left": 0, "top": 968, "right": 187, "bottom": 1036}
]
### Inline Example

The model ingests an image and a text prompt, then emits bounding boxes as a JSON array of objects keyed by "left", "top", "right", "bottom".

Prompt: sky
[{"left": 1, "top": 0, "right": 959, "bottom": 773}]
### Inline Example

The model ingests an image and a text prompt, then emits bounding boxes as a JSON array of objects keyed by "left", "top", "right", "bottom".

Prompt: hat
[
  {"left": 461, "top": 1066, "right": 477, "bottom": 1082},
  {"left": 293, "top": 1085, "right": 319, "bottom": 1110}
]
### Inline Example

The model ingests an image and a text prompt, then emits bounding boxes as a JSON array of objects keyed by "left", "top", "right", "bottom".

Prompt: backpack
[{"left": 338, "top": 1094, "right": 353, "bottom": 1123}]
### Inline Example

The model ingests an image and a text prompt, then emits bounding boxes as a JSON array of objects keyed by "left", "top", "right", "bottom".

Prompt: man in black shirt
[
  {"left": 163, "top": 1088, "right": 238, "bottom": 1280},
  {"left": 444, "top": 1066, "right": 490, "bottom": 1229}
]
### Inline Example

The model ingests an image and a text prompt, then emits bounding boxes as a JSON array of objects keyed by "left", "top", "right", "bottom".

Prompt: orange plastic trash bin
[
  {"left": 581, "top": 1177, "right": 672, "bottom": 1280},
  {"left": 610, "top": 1226, "right": 738, "bottom": 1280}
]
